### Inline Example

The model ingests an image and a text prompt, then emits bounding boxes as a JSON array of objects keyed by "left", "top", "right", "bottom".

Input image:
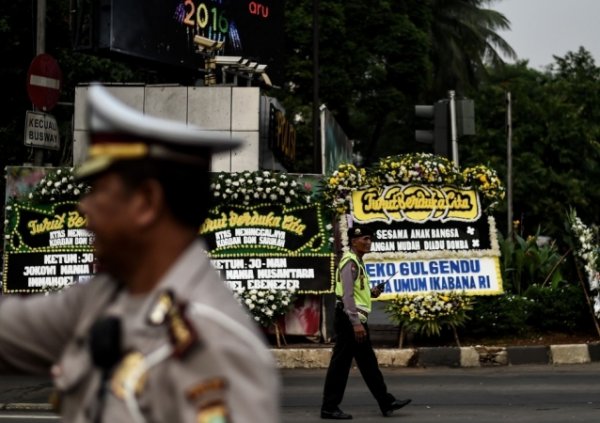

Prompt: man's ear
[{"left": 132, "top": 179, "right": 165, "bottom": 227}]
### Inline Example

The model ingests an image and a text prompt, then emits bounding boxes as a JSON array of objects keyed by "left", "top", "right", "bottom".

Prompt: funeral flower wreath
[
  {"left": 232, "top": 288, "right": 296, "bottom": 328},
  {"left": 385, "top": 291, "right": 473, "bottom": 337},
  {"left": 210, "top": 170, "right": 313, "bottom": 207},
  {"left": 567, "top": 208, "right": 600, "bottom": 316},
  {"left": 323, "top": 153, "right": 505, "bottom": 215},
  {"left": 322, "top": 153, "right": 504, "bottom": 341}
]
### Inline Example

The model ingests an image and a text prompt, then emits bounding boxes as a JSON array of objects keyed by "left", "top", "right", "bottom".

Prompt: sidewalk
[
  {"left": 272, "top": 342, "right": 600, "bottom": 368},
  {"left": 273, "top": 303, "right": 600, "bottom": 369}
]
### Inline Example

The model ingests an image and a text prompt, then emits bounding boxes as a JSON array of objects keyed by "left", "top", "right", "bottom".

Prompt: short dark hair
[{"left": 108, "top": 158, "right": 213, "bottom": 230}]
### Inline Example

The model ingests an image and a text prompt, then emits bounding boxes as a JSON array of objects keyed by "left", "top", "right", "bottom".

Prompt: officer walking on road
[
  {"left": 0, "top": 84, "right": 279, "bottom": 422},
  {"left": 321, "top": 225, "right": 411, "bottom": 419}
]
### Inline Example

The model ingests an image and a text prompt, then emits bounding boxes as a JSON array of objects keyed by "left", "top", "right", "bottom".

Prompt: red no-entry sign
[{"left": 26, "top": 54, "right": 62, "bottom": 112}]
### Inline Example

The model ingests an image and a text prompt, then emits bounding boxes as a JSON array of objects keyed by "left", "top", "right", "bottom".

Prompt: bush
[
  {"left": 466, "top": 294, "right": 534, "bottom": 337},
  {"left": 524, "top": 283, "right": 591, "bottom": 332},
  {"left": 463, "top": 283, "right": 594, "bottom": 339},
  {"left": 498, "top": 230, "right": 565, "bottom": 295}
]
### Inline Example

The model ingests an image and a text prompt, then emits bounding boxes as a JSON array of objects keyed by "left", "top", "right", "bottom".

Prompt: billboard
[
  {"left": 321, "top": 106, "right": 352, "bottom": 175},
  {"left": 74, "top": 0, "right": 284, "bottom": 83}
]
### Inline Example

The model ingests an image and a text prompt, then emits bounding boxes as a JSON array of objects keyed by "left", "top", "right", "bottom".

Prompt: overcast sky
[{"left": 492, "top": 0, "right": 600, "bottom": 70}]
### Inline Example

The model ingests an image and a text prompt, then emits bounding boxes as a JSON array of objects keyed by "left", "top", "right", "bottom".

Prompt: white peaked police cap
[{"left": 75, "top": 84, "right": 243, "bottom": 179}]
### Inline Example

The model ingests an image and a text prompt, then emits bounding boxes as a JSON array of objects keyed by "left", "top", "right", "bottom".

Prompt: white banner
[{"left": 365, "top": 256, "right": 503, "bottom": 298}]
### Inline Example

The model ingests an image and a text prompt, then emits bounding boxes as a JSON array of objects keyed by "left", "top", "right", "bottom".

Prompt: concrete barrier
[
  {"left": 271, "top": 343, "right": 600, "bottom": 368},
  {"left": 550, "top": 344, "right": 590, "bottom": 364}
]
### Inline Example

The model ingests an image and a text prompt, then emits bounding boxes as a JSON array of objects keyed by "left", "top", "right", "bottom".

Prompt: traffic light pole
[
  {"left": 506, "top": 92, "right": 513, "bottom": 239},
  {"left": 448, "top": 90, "right": 459, "bottom": 167}
]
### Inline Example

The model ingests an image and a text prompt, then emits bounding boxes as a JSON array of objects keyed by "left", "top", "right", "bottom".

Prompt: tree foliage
[
  {"left": 281, "top": 0, "right": 432, "bottom": 168},
  {"left": 1, "top": 0, "right": 597, "bottom": 253},
  {"left": 461, "top": 48, "right": 600, "bottom": 240},
  {"left": 429, "top": 0, "right": 516, "bottom": 97}
]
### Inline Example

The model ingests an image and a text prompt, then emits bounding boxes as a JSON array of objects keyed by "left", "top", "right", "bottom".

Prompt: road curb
[
  {"left": 272, "top": 343, "right": 600, "bottom": 368},
  {"left": 0, "top": 403, "right": 53, "bottom": 411}
]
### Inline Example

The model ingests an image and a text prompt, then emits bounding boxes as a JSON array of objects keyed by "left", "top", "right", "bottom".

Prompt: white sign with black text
[{"left": 24, "top": 111, "right": 60, "bottom": 150}]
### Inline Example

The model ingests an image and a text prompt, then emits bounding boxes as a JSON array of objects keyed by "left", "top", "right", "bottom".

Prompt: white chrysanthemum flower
[{"left": 594, "top": 296, "right": 600, "bottom": 314}]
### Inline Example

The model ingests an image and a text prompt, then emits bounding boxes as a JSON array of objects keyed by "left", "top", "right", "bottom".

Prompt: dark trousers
[{"left": 321, "top": 307, "right": 394, "bottom": 412}]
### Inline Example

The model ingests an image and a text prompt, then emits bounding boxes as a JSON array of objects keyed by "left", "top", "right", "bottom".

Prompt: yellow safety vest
[{"left": 335, "top": 251, "right": 371, "bottom": 321}]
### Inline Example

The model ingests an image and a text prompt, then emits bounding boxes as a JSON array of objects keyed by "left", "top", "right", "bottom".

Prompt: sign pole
[
  {"left": 33, "top": 0, "right": 47, "bottom": 165},
  {"left": 36, "top": 0, "right": 46, "bottom": 55}
]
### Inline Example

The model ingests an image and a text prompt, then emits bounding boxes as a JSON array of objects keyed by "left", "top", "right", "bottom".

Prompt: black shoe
[
  {"left": 382, "top": 399, "right": 412, "bottom": 417},
  {"left": 320, "top": 409, "right": 353, "bottom": 420}
]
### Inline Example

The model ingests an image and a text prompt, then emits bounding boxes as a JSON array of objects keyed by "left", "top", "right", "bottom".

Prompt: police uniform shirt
[{"left": 0, "top": 240, "right": 280, "bottom": 423}]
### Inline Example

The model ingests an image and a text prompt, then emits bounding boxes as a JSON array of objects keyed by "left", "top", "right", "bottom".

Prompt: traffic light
[
  {"left": 414, "top": 100, "right": 450, "bottom": 158},
  {"left": 455, "top": 99, "right": 475, "bottom": 137}
]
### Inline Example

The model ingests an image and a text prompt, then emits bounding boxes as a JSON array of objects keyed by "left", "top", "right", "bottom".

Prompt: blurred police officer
[
  {"left": 0, "top": 84, "right": 279, "bottom": 423},
  {"left": 321, "top": 225, "right": 411, "bottom": 419}
]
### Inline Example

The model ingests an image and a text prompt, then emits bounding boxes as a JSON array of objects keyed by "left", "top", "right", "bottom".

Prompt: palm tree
[{"left": 429, "top": 0, "right": 516, "bottom": 96}]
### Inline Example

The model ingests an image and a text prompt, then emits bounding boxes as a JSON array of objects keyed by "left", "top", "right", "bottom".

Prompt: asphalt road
[
  {"left": 1, "top": 364, "right": 599, "bottom": 422},
  {"left": 282, "top": 363, "right": 600, "bottom": 422}
]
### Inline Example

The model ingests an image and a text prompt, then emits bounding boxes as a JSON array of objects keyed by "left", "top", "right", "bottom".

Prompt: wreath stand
[
  {"left": 397, "top": 325, "right": 462, "bottom": 348},
  {"left": 273, "top": 322, "right": 287, "bottom": 348}
]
